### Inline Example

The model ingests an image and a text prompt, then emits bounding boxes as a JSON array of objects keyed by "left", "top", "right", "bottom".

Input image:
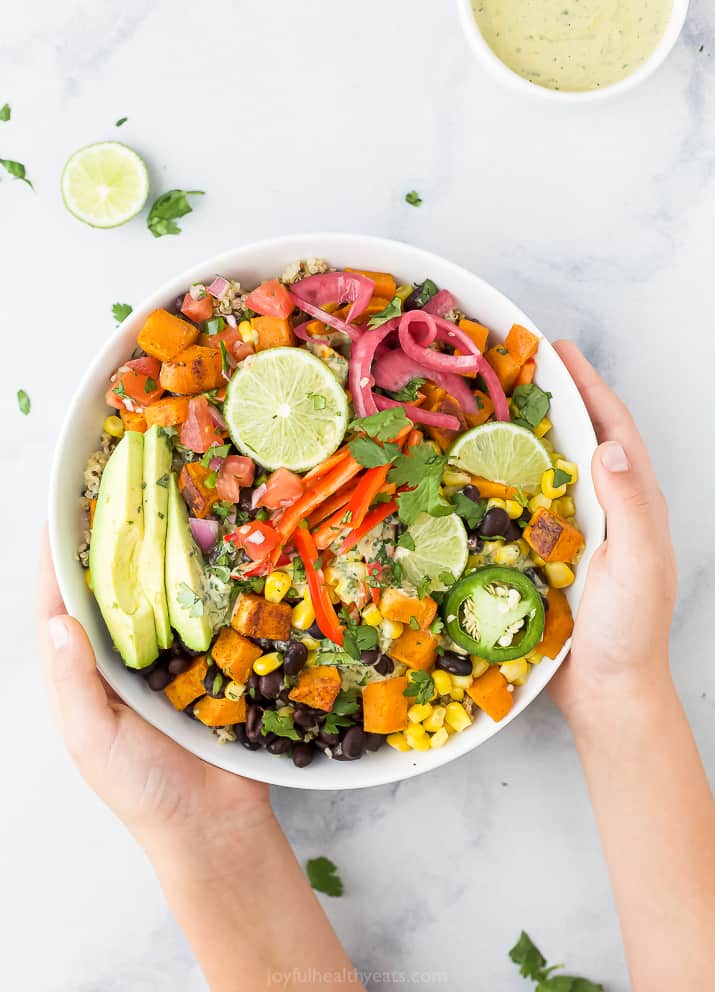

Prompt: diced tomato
[
  {"left": 244, "top": 279, "right": 294, "bottom": 319},
  {"left": 257, "top": 468, "right": 304, "bottom": 509},
  {"left": 107, "top": 357, "right": 163, "bottom": 409},
  {"left": 225, "top": 520, "right": 281, "bottom": 561},
  {"left": 179, "top": 396, "right": 225, "bottom": 453},
  {"left": 215, "top": 455, "right": 256, "bottom": 502},
  {"left": 202, "top": 326, "right": 255, "bottom": 362},
  {"left": 181, "top": 291, "right": 213, "bottom": 323}
]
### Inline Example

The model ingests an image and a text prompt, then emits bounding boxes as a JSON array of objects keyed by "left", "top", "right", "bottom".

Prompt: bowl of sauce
[{"left": 457, "top": 0, "right": 690, "bottom": 99}]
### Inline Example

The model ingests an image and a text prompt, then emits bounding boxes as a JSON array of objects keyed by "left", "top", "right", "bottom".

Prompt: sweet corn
[
  {"left": 470, "top": 656, "right": 490, "bottom": 679},
  {"left": 430, "top": 727, "right": 449, "bottom": 749},
  {"left": 487, "top": 497, "right": 507, "bottom": 510},
  {"left": 103, "top": 414, "right": 124, "bottom": 438},
  {"left": 395, "top": 283, "right": 413, "bottom": 302},
  {"left": 445, "top": 701, "right": 472, "bottom": 732},
  {"left": 451, "top": 674, "right": 473, "bottom": 690},
  {"left": 292, "top": 596, "right": 316, "bottom": 631},
  {"left": 494, "top": 543, "right": 521, "bottom": 566},
  {"left": 300, "top": 635, "right": 320, "bottom": 652},
  {"left": 423, "top": 706, "right": 446, "bottom": 732},
  {"left": 327, "top": 586, "right": 341, "bottom": 604},
  {"left": 443, "top": 467, "right": 472, "bottom": 487},
  {"left": 238, "top": 319, "right": 254, "bottom": 343},
  {"left": 386, "top": 732, "right": 411, "bottom": 752},
  {"left": 534, "top": 417, "right": 552, "bottom": 438},
  {"left": 528, "top": 493, "right": 552, "bottom": 513},
  {"left": 408, "top": 702, "right": 433, "bottom": 724},
  {"left": 517, "top": 538, "right": 530, "bottom": 556},
  {"left": 381, "top": 618, "right": 404, "bottom": 640},
  {"left": 550, "top": 452, "right": 566, "bottom": 465},
  {"left": 432, "top": 669, "right": 452, "bottom": 697},
  {"left": 500, "top": 658, "right": 529, "bottom": 684},
  {"left": 362, "top": 604, "right": 383, "bottom": 627},
  {"left": 405, "top": 723, "right": 431, "bottom": 750},
  {"left": 531, "top": 552, "right": 546, "bottom": 566},
  {"left": 542, "top": 468, "right": 567, "bottom": 500},
  {"left": 553, "top": 496, "right": 576, "bottom": 518},
  {"left": 526, "top": 650, "right": 543, "bottom": 665},
  {"left": 264, "top": 571, "right": 292, "bottom": 603},
  {"left": 253, "top": 652, "right": 283, "bottom": 676},
  {"left": 505, "top": 499, "right": 523, "bottom": 519},
  {"left": 449, "top": 688, "right": 465, "bottom": 702},
  {"left": 556, "top": 459, "right": 579, "bottom": 484},
  {"left": 544, "top": 562, "right": 575, "bottom": 589},
  {"left": 225, "top": 680, "right": 245, "bottom": 701},
  {"left": 84, "top": 568, "right": 93, "bottom": 589}
]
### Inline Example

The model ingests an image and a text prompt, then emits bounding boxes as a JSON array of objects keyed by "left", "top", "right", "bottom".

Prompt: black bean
[
  {"left": 341, "top": 726, "right": 366, "bottom": 760},
  {"left": 307, "top": 621, "right": 324, "bottom": 639},
  {"left": 259, "top": 671, "right": 284, "bottom": 699},
  {"left": 360, "top": 648, "right": 379, "bottom": 667},
  {"left": 478, "top": 507, "right": 511, "bottom": 538},
  {"left": 318, "top": 728, "right": 340, "bottom": 748},
  {"left": 234, "top": 724, "right": 260, "bottom": 751},
  {"left": 467, "top": 533, "right": 483, "bottom": 554},
  {"left": 503, "top": 521, "right": 523, "bottom": 543},
  {"left": 167, "top": 655, "right": 191, "bottom": 676},
  {"left": 262, "top": 732, "right": 277, "bottom": 747},
  {"left": 173, "top": 295, "right": 184, "bottom": 313},
  {"left": 374, "top": 654, "right": 394, "bottom": 676},
  {"left": 294, "top": 709, "right": 317, "bottom": 731},
  {"left": 292, "top": 742, "right": 315, "bottom": 768},
  {"left": 245, "top": 704, "right": 263, "bottom": 742},
  {"left": 364, "top": 732, "right": 385, "bottom": 752},
  {"left": 146, "top": 667, "right": 172, "bottom": 691},
  {"left": 176, "top": 637, "right": 203, "bottom": 657},
  {"left": 462, "top": 484, "right": 482, "bottom": 503},
  {"left": 276, "top": 686, "right": 292, "bottom": 705},
  {"left": 284, "top": 641, "right": 308, "bottom": 676},
  {"left": 238, "top": 488, "right": 255, "bottom": 514},
  {"left": 267, "top": 737, "right": 293, "bottom": 755},
  {"left": 436, "top": 651, "right": 472, "bottom": 677}
]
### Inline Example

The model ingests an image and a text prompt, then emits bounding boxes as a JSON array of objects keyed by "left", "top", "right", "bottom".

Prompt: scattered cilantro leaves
[
  {"left": 552, "top": 468, "right": 572, "bottom": 488},
  {"left": 219, "top": 340, "right": 231, "bottom": 377},
  {"left": 156, "top": 473, "right": 170, "bottom": 488},
  {"left": 404, "top": 670, "right": 435, "bottom": 705},
  {"left": 323, "top": 711, "right": 355, "bottom": 735},
  {"left": 407, "top": 279, "right": 438, "bottom": 308},
  {"left": 306, "top": 856, "right": 343, "bottom": 897},
  {"left": 405, "top": 190, "right": 422, "bottom": 206},
  {"left": 0, "top": 158, "right": 32, "bottom": 187},
  {"left": 451, "top": 490, "right": 488, "bottom": 530},
  {"left": 147, "top": 188, "right": 204, "bottom": 238},
  {"left": 387, "top": 377, "right": 425, "bottom": 403},
  {"left": 115, "top": 116, "right": 127, "bottom": 127},
  {"left": 200, "top": 443, "right": 230, "bottom": 467},
  {"left": 0, "top": 104, "right": 11, "bottom": 121},
  {"left": 261, "top": 710, "right": 300, "bottom": 741},
  {"left": 388, "top": 444, "right": 451, "bottom": 524},
  {"left": 509, "top": 932, "right": 603, "bottom": 992},
  {"left": 349, "top": 406, "right": 411, "bottom": 442},
  {"left": 348, "top": 436, "right": 400, "bottom": 468},
  {"left": 144, "top": 376, "right": 158, "bottom": 394},
  {"left": 342, "top": 622, "right": 378, "bottom": 661},
  {"left": 176, "top": 582, "right": 204, "bottom": 617},
  {"left": 367, "top": 295, "right": 402, "bottom": 330},
  {"left": 17, "top": 389, "right": 31, "bottom": 415},
  {"left": 112, "top": 302, "right": 133, "bottom": 323},
  {"left": 331, "top": 689, "right": 360, "bottom": 716},
  {"left": 511, "top": 384, "right": 552, "bottom": 430}
]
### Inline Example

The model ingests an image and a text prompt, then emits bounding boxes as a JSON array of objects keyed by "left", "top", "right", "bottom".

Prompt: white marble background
[{"left": 1, "top": 1, "right": 714, "bottom": 989}]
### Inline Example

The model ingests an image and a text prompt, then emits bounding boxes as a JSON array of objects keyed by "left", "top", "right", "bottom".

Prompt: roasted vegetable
[
  {"left": 387, "top": 626, "right": 439, "bottom": 671},
  {"left": 119, "top": 409, "right": 147, "bottom": 433},
  {"left": 458, "top": 318, "right": 489, "bottom": 354},
  {"left": 523, "top": 507, "right": 585, "bottom": 563},
  {"left": 211, "top": 628, "right": 262, "bottom": 683},
  {"left": 537, "top": 588, "right": 574, "bottom": 659},
  {"left": 178, "top": 462, "right": 220, "bottom": 519},
  {"left": 138, "top": 308, "right": 199, "bottom": 362},
  {"left": 345, "top": 268, "right": 395, "bottom": 301},
  {"left": 194, "top": 695, "right": 247, "bottom": 726},
  {"left": 362, "top": 676, "right": 409, "bottom": 734},
  {"left": 164, "top": 655, "right": 209, "bottom": 710},
  {"left": 231, "top": 593, "right": 293, "bottom": 641},
  {"left": 159, "top": 345, "right": 224, "bottom": 394},
  {"left": 485, "top": 345, "right": 521, "bottom": 394},
  {"left": 144, "top": 396, "right": 189, "bottom": 429},
  {"left": 504, "top": 323, "right": 540, "bottom": 366},
  {"left": 379, "top": 588, "right": 437, "bottom": 630},
  {"left": 288, "top": 665, "right": 341, "bottom": 712},
  {"left": 252, "top": 316, "right": 295, "bottom": 351},
  {"left": 466, "top": 667, "right": 513, "bottom": 722}
]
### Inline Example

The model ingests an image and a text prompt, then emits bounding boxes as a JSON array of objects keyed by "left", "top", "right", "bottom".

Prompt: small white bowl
[
  {"left": 49, "top": 234, "right": 604, "bottom": 790},
  {"left": 456, "top": 0, "right": 690, "bottom": 102}
]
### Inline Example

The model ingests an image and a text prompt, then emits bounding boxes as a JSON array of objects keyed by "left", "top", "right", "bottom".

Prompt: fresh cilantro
[
  {"left": 144, "top": 376, "right": 158, "bottom": 394},
  {"left": 397, "top": 531, "right": 415, "bottom": 551},
  {"left": 552, "top": 467, "right": 572, "bottom": 488},
  {"left": 429, "top": 616, "right": 444, "bottom": 635},
  {"left": 439, "top": 570, "right": 456, "bottom": 587},
  {"left": 405, "top": 190, "right": 422, "bottom": 206},
  {"left": 451, "top": 490, "right": 488, "bottom": 530},
  {"left": 212, "top": 500, "right": 236, "bottom": 520},
  {"left": 0, "top": 104, "right": 11, "bottom": 121},
  {"left": 511, "top": 384, "right": 552, "bottom": 430},
  {"left": 291, "top": 556, "right": 306, "bottom": 585},
  {"left": 348, "top": 436, "right": 400, "bottom": 468},
  {"left": 407, "top": 279, "right": 438, "bottom": 309},
  {"left": 515, "top": 487, "right": 529, "bottom": 508},
  {"left": 404, "top": 670, "right": 435, "bottom": 705},
  {"left": 205, "top": 316, "right": 225, "bottom": 335},
  {"left": 307, "top": 392, "right": 327, "bottom": 410},
  {"left": 343, "top": 622, "right": 378, "bottom": 661},
  {"left": 367, "top": 295, "right": 402, "bottom": 330},
  {"left": 416, "top": 576, "right": 431, "bottom": 600},
  {"left": 112, "top": 302, "right": 133, "bottom": 323},
  {"left": 176, "top": 582, "right": 204, "bottom": 617},
  {"left": 389, "top": 444, "right": 451, "bottom": 525},
  {"left": 323, "top": 711, "right": 355, "bottom": 736},
  {"left": 147, "top": 188, "right": 204, "bottom": 238},
  {"left": 113, "top": 381, "right": 128, "bottom": 399},
  {"left": 17, "top": 389, "right": 31, "bottom": 415},
  {"left": 508, "top": 932, "right": 603, "bottom": 991},
  {"left": 209, "top": 564, "right": 232, "bottom": 584},
  {"left": 261, "top": 710, "right": 300, "bottom": 741},
  {"left": 200, "top": 443, "right": 231, "bottom": 467},
  {"left": 306, "top": 856, "right": 343, "bottom": 897},
  {"left": 1, "top": 158, "right": 32, "bottom": 187},
  {"left": 331, "top": 689, "right": 360, "bottom": 716},
  {"left": 387, "top": 377, "right": 425, "bottom": 403},
  {"left": 349, "top": 407, "right": 410, "bottom": 442},
  {"left": 115, "top": 116, "right": 127, "bottom": 127},
  {"left": 156, "top": 473, "right": 170, "bottom": 488},
  {"left": 232, "top": 574, "right": 266, "bottom": 594},
  {"left": 409, "top": 615, "right": 420, "bottom": 630},
  {"left": 219, "top": 340, "right": 231, "bottom": 377}
]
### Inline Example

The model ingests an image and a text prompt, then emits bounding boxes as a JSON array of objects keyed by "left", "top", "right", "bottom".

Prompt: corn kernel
[
  {"left": 423, "top": 706, "right": 446, "bottom": 732},
  {"left": 445, "top": 701, "right": 472, "bottom": 732},
  {"left": 528, "top": 493, "right": 552, "bottom": 513},
  {"left": 225, "top": 680, "right": 245, "bottom": 701},
  {"left": 386, "top": 732, "right": 410, "bottom": 752},
  {"left": 470, "top": 656, "right": 490, "bottom": 678},
  {"left": 292, "top": 596, "right": 316, "bottom": 631},
  {"left": 449, "top": 688, "right": 465, "bottom": 702},
  {"left": 381, "top": 618, "right": 404, "bottom": 640},
  {"left": 362, "top": 604, "right": 383, "bottom": 627},
  {"left": 405, "top": 723, "right": 431, "bottom": 750},
  {"left": 103, "top": 415, "right": 124, "bottom": 438},
  {"left": 264, "top": 570, "right": 292, "bottom": 603},
  {"left": 526, "top": 650, "right": 543, "bottom": 665},
  {"left": 432, "top": 669, "right": 452, "bottom": 696},
  {"left": 556, "top": 459, "right": 579, "bottom": 484},
  {"left": 540, "top": 437, "right": 554, "bottom": 453},
  {"left": 505, "top": 499, "right": 523, "bottom": 519},
  {"left": 544, "top": 562, "right": 575, "bottom": 589},
  {"left": 487, "top": 497, "right": 507, "bottom": 510},
  {"left": 500, "top": 658, "right": 529, "bottom": 684},
  {"left": 408, "top": 702, "right": 433, "bottom": 724},
  {"left": 553, "top": 496, "right": 576, "bottom": 518},
  {"left": 494, "top": 543, "right": 521, "bottom": 566},
  {"left": 531, "top": 553, "right": 546, "bottom": 566},
  {"left": 534, "top": 417, "right": 552, "bottom": 438},
  {"left": 542, "top": 469, "right": 567, "bottom": 500},
  {"left": 430, "top": 727, "right": 450, "bottom": 749},
  {"left": 395, "top": 283, "right": 413, "bottom": 302},
  {"left": 300, "top": 635, "right": 320, "bottom": 652},
  {"left": 443, "top": 467, "right": 472, "bottom": 487},
  {"left": 84, "top": 568, "right": 93, "bottom": 589},
  {"left": 451, "top": 674, "right": 473, "bottom": 690},
  {"left": 238, "top": 319, "right": 254, "bottom": 343},
  {"left": 253, "top": 651, "right": 283, "bottom": 676},
  {"left": 550, "top": 452, "right": 566, "bottom": 465},
  {"left": 481, "top": 540, "right": 501, "bottom": 556}
]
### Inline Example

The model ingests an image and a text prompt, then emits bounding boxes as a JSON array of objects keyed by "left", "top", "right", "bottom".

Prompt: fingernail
[
  {"left": 600, "top": 441, "right": 630, "bottom": 473},
  {"left": 48, "top": 616, "right": 70, "bottom": 649}
]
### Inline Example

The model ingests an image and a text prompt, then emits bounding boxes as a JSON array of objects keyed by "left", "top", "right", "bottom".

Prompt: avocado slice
[
  {"left": 89, "top": 431, "right": 159, "bottom": 669},
  {"left": 139, "top": 426, "right": 172, "bottom": 649},
  {"left": 165, "top": 473, "right": 213, "bottom": 652}
]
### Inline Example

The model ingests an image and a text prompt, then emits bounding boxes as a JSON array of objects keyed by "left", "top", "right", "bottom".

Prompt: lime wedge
[
  {"left": 61, "top": 142, "right": 149, "bottom": 228},
  {"left": 448, "top": 422, "right": 551, "bottom": 492},
  {"left": 224, "top": 348, "right": 348, "bottom": 472},
  {"left": 396, "top": 512, "right": 468, "bottom": 593}
]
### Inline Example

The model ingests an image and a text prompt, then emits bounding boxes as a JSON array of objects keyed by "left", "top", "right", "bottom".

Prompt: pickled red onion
[{"left": 373, "top": 393, "right": 460, "bottom": 431}]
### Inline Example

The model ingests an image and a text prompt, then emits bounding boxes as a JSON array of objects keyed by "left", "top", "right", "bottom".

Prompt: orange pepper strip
[
  {"left": 276, "top": 454, "right": 363, "bottom": 543},
  {"left": 339, "top": 500, "right": 398, "bottom": 555},
  {"left": 307, "top": 480, "right": 360, "bottom": 528}
]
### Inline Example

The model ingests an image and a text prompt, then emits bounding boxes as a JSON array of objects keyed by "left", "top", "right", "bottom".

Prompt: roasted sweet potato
[
  {"left": 505, "top": 323, "right": 540, "bottom": 366},
  {"left": 252, "top": 316, "right": 295, "bottom": 351},
  {"left": 523, "top": 507, "right": 585, "bottom": 563},
  {"left": 138, "top": 309, "right": 199, "bottom": 362},
  {"left": 466, "top": 667, "right": 513, "bottom": 722},
  {"left": 231, "top": 593, "right": 292, "bottom": 641},
  {"left": 379, "top": 588, "right": 437, "bottom": 629},
  {"left": 485, "top": 345, "right": 521, "bottom": 394},
  {"left": 538, "top": 588, "right": 574, "bottom": 660},
  {"left": 159, "top": 345, "right": 224, "bottom": 395},
  {"left": 345, "top": 268, "right": 396, "bottom": 301},
  {"left": 465, "top": 389, "right": 494, "bottom": 428},
  {"left": 144, "top": 396, "right": 189, "bottom": 429},
  {"left": 211, "top": 627, "right": 262, "bottom": 683},
  {"left": 362, "top": 676, "right": 409, "bottom": 734},
  {"left": 194, "top": 695, "right": 247, "bottom": 726},
  {"left": 119, "top": 409, "right": 147, "bottom": 433},
  {"left": 288, "top": 665, "right": 341, "bottom": 712},
  {"left": 164, "top": 655, "right": 209, "bottom": 710},
  {"left": 387, "top": 627, "right": 439, "bottom": 671},
  {"left": 424, "top": 389, "right": 468, "bottom": 452},
  {"left": 515, "top": 358, "right": 536, "bottom": 387},
  {"left": 458, "top": 318, "right": 489, "bottom": 354},
  {"left": 470, "top": 477, "right": 517, "bottom": 500},
  {"left": 179, "top": 462, "right": 220, "bottom": 519}
]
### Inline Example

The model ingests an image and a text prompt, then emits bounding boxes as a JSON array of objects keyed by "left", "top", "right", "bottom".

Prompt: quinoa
[
  {"left": 279, "top": 257, "right": 331, "bottom": 285},
  {"left": 213, "top": 726, "right": 238, "bottom": 745},
  {"left": 76, "top": 431, "right": 118, "bottom": 567},
  {"left": 211, "top": 279, "right": 250, "bottom": 319}
]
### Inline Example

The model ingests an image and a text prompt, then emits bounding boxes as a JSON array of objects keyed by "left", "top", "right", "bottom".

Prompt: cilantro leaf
[
  {"left": 342, "top": 623, "right": 378, "bottom": 661},
  {"left": 451, "top": 490, "right": 488, "bottom": 530},
  {"left": 331, "top": 689, "right": 360, "bottom": 716},
  {"left": 508, "top": 932, "right": 603, "bottom": 992},
  {"left": 176, "top": 582, "right": 204, "bottom": 617},
  {"left": 349, "top": 407, "right": 411, "bottom": 442},
  {"left": 306, "top": 856, "right": 343, "bottom": 897},
  {"left": 112, "top": 302, "right": 133, "bottom": 323},
  {"left": 144, "top": 376, "right": 158, "bottom": 394},
  {"left": 388, "top": 444, "right": 452, "bottom": 524},
  {"left": 552, "top": 467, "right": 572, "bottom": 488},
  {"left": 405, "top": 190, "right": 422, "bottom": 206},
  {"left": 348, "top": 436, "right": 400, "bottom": 468},
  {"left": 17, "top": 389, "right": 31, "bottom": 416},
  {"left": 406, "top": 279, "right": 438, "bottom": 309},
  {"left": 0, "top": 158, "right": 32, "bottom": 187},
  {"left": 367, "top": 295, "right": 402, "bottom": 330},
  {"left": 115, "top": 116, "right": 127, "bottom": 127},
  {"left": 387, "top": 377, "right": 425, "bottom": 403},
  {"left": 404, "top": 670, "right": 435, "bottom": 705},
  {"left": 0, "top": 104, "right": 10, "bottom": 121},
  {"left": 323, "top": 711, "right": 355, "bottom": 735},
  {"left": 261, "top": 710, "right": 300, "bottom": 741},
  {"left": 147, "top": 189, "right": 204, "bottom": 238},
  {"left": 511, "top": 384, "right": 552, "bottom": 430}
]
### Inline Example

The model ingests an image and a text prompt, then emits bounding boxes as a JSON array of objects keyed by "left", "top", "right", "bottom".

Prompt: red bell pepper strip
[
  {"left": 275, "top": 453, "right": 363, "bottom": 543},
  {"left": 345, "top": 465, "right": 391, "bottom": 530},
  {"left": 339, "top": 499, "right": 397, "bottom": 555},
  {"left": 293, "top": 525, "right": 344, "bottom": 646}
]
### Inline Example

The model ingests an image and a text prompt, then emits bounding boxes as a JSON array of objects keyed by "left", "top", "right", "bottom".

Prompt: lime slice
[
  {"left": 449, "top": 422, "right": 551, "bottom": 492},
  {"left": 396, "top": 512, "right": 468, "bottom": 593},
  {"left": 224, "top": 348, "right": 348, "bottom": 472},
  {"left": 61, "top": 142, "right": 149, "bottom": 228}
]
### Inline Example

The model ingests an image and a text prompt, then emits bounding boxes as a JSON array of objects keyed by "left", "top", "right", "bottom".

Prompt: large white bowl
[{"left": 49, "top": 234, "right": 604, "bottom": 790}]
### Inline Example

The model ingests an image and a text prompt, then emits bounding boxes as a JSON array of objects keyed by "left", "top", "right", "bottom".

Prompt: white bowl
[
  {"left": 49, "top": 233, "right": 604, "bottom": 790},
  {"left": 456, "top": 0, "right": 690, "bottom": 102}
]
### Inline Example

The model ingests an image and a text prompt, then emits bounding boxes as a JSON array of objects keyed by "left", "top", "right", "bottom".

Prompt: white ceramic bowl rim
[
  {"left": 49, "top": 233, "right": 605, "bottom": 790},
  {"left": 456, "top": 0, "right": 691, "bottom": 102}
]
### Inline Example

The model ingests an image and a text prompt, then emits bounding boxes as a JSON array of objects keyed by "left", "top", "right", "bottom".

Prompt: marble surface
[{"left": 2, "top": 1, "right": 714, "bottom": 989}]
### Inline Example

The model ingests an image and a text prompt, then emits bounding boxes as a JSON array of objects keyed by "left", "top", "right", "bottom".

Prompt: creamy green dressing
[{"left": 471, "top": 0, "right": 673, "bottom": 92}]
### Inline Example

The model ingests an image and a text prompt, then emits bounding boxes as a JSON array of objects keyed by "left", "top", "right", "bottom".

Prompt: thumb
[{"left": 591, "top": 440, "right": 663, "bottom": 556}]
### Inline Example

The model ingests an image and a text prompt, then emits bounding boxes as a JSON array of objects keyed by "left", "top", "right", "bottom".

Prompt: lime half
[
  {"left": 449, "top": 422, "right": 551, "bottom": 492},
  {"left": 224, "top": 348, "right": 348, "bottom": 472},
  {"left": 61, "top": 142, "right": 149, "bottom": 228},
  {"left": 396, "top": 512, "right": 468, "bottom": 593}
]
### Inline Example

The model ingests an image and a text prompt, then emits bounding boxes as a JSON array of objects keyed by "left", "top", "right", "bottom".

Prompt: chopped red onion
[
  {"left": 251, "top": 483, "right": 267, "bottom": 509},
  {"left": 207, "top": 276, "right": 229, "bottom": 299},
  {"left": 189, "top": 517, "right": 219, "bottom": 553},
  {"left": 189, "top": 283, "right": 206, "bottom": 301}
]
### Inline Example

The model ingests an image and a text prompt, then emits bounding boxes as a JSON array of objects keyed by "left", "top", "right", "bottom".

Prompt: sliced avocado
[
  {"left": 139, "top": 426, "right": 172, "bottom": 649},
  {"left": 165, "top": 473, "right": 213, "bottom": 652},
  {"left": 89, "top": 431, "right": 159, "bottom": 669}
]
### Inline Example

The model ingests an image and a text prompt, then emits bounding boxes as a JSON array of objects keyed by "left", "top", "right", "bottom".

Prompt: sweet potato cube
[
  {"left": 179, "top": 462, "right": 220, "bottom": 519},
  {"left": 159, "top": 345, "right": 224, "bottom": 394},
  {"left": 424, "top": 390, "right": 467, "bottom": 452},
  {"left": 362, "top": 677, "right": 409, "bottom": 734},
  {"left": 505, "top": 323, "right": 540, "bottom": 366},
  {"left": 231, "top": 593, "right": 292, "bottom": 641},
  {"left": 379, "top": 588, "right": 437, "bottom": 629},
  {"left": 485, "top": 345, "right": 521, "bottom": 394},
  {"left": 458, "top": 318, "right": 490, "bottom": 354},
  {"left": 138, "top": 309, "right": 199, "bottom": 362},
  {"left": 211, "top": 628, "right": 262, "bottom": 684},
  {"left": 466, "top": 389, "right": 494, "bottom": 428},
  {"left": 193, "top": 695, "right": 247, "bottom": 727},
  {"left": 164, "top": 655, "right": 209, "bottom": 711},
  {"left": 387, "top": 627, "right": 439, "bottom": 671},
  {"left": 538, "top": 588, "right": 574, "bottom": 660},
  {"left": 144, "top": 396, "right": 189, "bottom": 429},
  {"left": 119, "top": 409, "right": 147, "bottom": 433},
  {"left": 252, "top": 316, "right": 295, "bottom": 351},
  {"left": 288, "top": 665, "right": 341, "bottom": 712},
  {"left": 466, "top": 667, "right": 513, "bottom": 722},
  {"left": 523, "top": 507, "right": 585, "bottom": 563},
  {"left": 345, "top": 268, "right": 396, "bottom": 301}
]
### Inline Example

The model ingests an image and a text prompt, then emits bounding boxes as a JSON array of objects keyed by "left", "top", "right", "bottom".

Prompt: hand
[
  {"left": 548, "top": 342, "right": 678, "bottom": 727},
  {"left": 36, "top": 527, "right": 271, "bottom": 855}
]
